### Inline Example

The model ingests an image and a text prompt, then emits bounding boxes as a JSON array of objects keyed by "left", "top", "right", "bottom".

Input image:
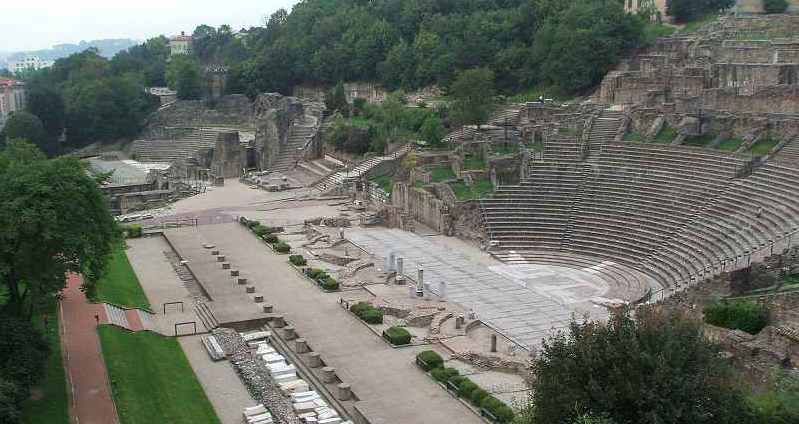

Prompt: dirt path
[{"left": 61, "top": 273, "right": 119, "bottom": 424}]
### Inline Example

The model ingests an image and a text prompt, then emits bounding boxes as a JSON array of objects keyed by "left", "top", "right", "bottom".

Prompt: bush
[
  {"left": 273, "top": 242, "right": 291, "bottom": 254},
  {"left": 263, "top": 233, "right": 279, "bottom": 244},
  {"left": 764, "top": 0, "right": 789, "bottom": 13},
  {"left": 416, "top": 350, "right": 444, "bottom": 371},
  {"left": 253, "top": 225, "right": 270, "bottom": 237},
  {"left": 431, "top": 367, "right": 459, "bottom": 383},
  {"left": 239, "top": 216, "right": 248, "bottom": 225},
  {"left": 458, "top": 378, "right": 479, "bottom": 398},
  {"left": 350, "top": 302, "right": 384, "bottom": 324},
  {"left": 246, "top": 220, "right": 260, "bottom": 229},
  {"left": 308, "top": 268, "right": 327, "bottom": 280},
  {"left": 320, "top": 276, "right": 339, "bottom": 291},
  {"left": 704, "top": 301, "right": 769, "bottom": 334},
  {"left": 383, "top": 326, "right": 412, "bottom": 346},
  {"left": 289, "top": 255, "right": 307, "bottom": 266},
  {"left": 481, "top": 395, "right": 515, "bottom": 423},
  {"left": 121, "top": 224, "right": 142, "bottom": 238},
  {"left": 470, "top": 388, "right": 489, "bottom": 407},
  {"left": 361, "top": 308, "right": 384, "bottom": 324}
]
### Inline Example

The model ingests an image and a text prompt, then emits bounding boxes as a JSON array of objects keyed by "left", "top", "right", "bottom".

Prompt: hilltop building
[
  {"left": 8, "top": 56, "right": 54, "bottom": 74},
  {"left": 169, "top": 32, "right": 193, "bottom": 56},
  {"left": 0, "top": 79, "right": 26, "bottom": 129}
]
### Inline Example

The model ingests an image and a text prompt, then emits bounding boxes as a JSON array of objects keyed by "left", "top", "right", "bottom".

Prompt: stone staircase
[
  {"left": 131, "top": 129, "right": 220, "bottom": 163},
  {"left": 489, "top": 104, "right": 523, "bottom": 126},
  {"left": 193, "top": 301, "right": 219, "bottom": 331},
  {"left": 586, "top": 109, "right": 624, "bottom": 158},
  {"left": 103, "top": 303, "right": 131, "bottom": 329},
  {"left": 163, "top": 250, "right": 209, "bottom": 300},
  {"left": 311, "top": 145, "right": 412, "bottom": 194},
  {"left": 271, "top": 116, "right": 319, "bottom": 172},
  {"left": 774, "top": 137, "right": 799, "bottom": 165}
]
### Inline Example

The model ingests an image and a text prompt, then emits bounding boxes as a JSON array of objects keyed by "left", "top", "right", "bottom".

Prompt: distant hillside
[{"left": 3, "top": 39, "right": 139, "bottom": 65}]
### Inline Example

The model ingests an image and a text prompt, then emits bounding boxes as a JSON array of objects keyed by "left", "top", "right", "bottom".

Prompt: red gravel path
[{"left": 61, "top": 273, "right": 119, "bottom": 424}]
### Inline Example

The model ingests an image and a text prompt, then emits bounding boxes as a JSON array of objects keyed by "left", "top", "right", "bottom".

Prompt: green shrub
[
  {"left": 470, "top": 388, "right": 489, "bottom": 406},
  {"left": 239, "top": 216, "right": 248, "bottom": 225},
  {"left": 253, "top": 225, "right": 270, "bottom": 237},
  {"left": 246, "top": 220, "right": 260, "bottom": 229},
  {"left": 350, "top": 302, "right": 372, "bottom": 316},
  {"left": 481, "top": 395, "right": 515, "bottom": 423},
  {"left": 431, "top": 367, "right": 459, "bottom": 383},
  {"left": 121, "top": 224, "right": 142, "bottom": 238},
  {"left": 764, "top": 0, "right": 789, "bottom": 13},
  {"left": 449, "top": 375, "right": 466, "bottom": 388},
  {"left": 361, "top": 308, "right": 383, "bottom": 324},
  {"left": 289, "top": 255, "right": 307, "bottom": 266},
  {"left": 457, "top": 378, "right": 479, "bottom": 398},
  {"left": 383, "top": 326, "right": 412, "bottom": 345},
  {"left": 704, "top": 301, "right": 769, "bottom": 334},
  {"left": 321, "top": 277, "right": 339, "bottom": 291},
  {"left": 274, "top": 242, "right": 291, "bottom": 254},
  {"left": 308, "top": 268, "right": 327, "bottom": 280},
  {"left": 263, "top": 233, "right": 279, "bottom": 243},
  {"left": 416, "top": 350, "right": 444, "bottom": 371}
]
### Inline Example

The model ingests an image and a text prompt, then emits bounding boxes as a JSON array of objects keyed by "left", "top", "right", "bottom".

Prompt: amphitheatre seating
[
  {"left": 483, "top": 141, "right": 799, "bottom": 293},
  {"left": 271, "top": 115, "right": 318, "bottom": 172},
  {"left": 131, "top": 129, "right": 222, "bottom": 163}
]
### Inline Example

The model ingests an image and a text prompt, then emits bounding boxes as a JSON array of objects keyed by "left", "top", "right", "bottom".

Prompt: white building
[
  {"left": 169, "top": 32, "right": 193, "bottom": 56},
  {"left": 8, "top": 56, "right": 54, "bottom": 74},
  {"left": 0, "top": 79, "right": 26, "bottom": 129}
]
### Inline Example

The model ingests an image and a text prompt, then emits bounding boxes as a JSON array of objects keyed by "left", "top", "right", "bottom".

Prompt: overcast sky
[{"left": 2, "top": 0, "right": 300, "bottom": 52}]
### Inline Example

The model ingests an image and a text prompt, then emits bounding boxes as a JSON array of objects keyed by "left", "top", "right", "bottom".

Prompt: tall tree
[
  {"left": 325, "top": 81, "right": 350, "bottom": 117},
  {"left": 166, "top": 56, "right": 202, "bottom": 100},
  {"left": 0, "top": 140, "right": 118, "bottom": 317},
  {"left": 526, "top": 307, "right": 758, "bottom": 424},
  {"left": 26, "top": 86, "right": 65, "bottom": 142},
  {"left": 449, "top": 68, "right": 495, "bottom": 128},
  {"left": 0, "top": 112, "right": 50, "bottom": 155}
]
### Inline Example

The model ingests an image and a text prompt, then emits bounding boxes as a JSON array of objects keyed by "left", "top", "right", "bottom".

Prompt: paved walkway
[
  {"left": 61, "top": 273, "right": 119, "bottom": 424},
  {"left": 170, "top": 223, "right": 483, "bottom": 424}
]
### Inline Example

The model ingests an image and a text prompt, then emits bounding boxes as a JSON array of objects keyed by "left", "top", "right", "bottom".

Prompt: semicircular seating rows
[{"left": 481, "top": 142, "right": 799, "bottom": 302}]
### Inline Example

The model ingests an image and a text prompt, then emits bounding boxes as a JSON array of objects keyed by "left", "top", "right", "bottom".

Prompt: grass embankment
[
  {"left": 450, "top": 178, "right": 494, "bottom": 201},
  {"left": 683, "top": 133, "right": 716, "bottom": 147},
  {"left": 429, "top": 165, "right": 456, "bottom": 182},
  {"left": 750, "top": 137, "right": 781, "bottom": 156},
  {"left": 717, "top": 138, "right": 745, "bottom": 152},
  {"left": 20, "top": 298, "right": 69, "bottom": 424},
  {"left": 370, "top": 175, "right": 393, "bottom": 194},
  {"left": 653, "top": 126, "right": 678, "bottom": 144},
  {"left": 98, "top": 326, "right": 220, "bottom": 424},
  {"left": 94, "top": 245, "right": 150, "bottom": 310}
]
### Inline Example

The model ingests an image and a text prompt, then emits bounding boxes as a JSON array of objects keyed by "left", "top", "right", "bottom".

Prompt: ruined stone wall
[
  {"left": 145, "top": 95, "right": 253, "bottom": 133},
  {"left": 293, "top": 82, "right": 387, "bottom": 104},
  {"left": 211, "top": 132, "right": 244, "bottom": 178},
  {"left": 703, "top": 86, "right": 799, "bottom": 113},
  {"left": 713, "top": 63, "right": 799, "bottom": 89},
  {"left": 252, "top": 93, "right": 305, "bottom": 170},
  {"left": 391, "top": 182, "right": 450, "bottom": 234}
]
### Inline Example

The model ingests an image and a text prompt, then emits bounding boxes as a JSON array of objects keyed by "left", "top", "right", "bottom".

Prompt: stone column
[
  {"left": 308, "top": 352, "right": 322, "bottom": 368},
  {"left": 490, "top": 334, "right": 498, "bottom": 353},
  {"left": 396, "top": 257, "right": 404, "bottom": 279},
  {"left": 416, "top": 269, "right": 424, "bottom": 297},
  {"left": 294, "top": 338, "right": 309, "bottom": 354},
  {"left": 438, "top": 281, "right": 447, "bottom": 301},
  {"left": 337, "top": 383, "right": 352, "bottom": 401},
  {"left": 321, "top": 367, "right": 337, "bottom": 383}
]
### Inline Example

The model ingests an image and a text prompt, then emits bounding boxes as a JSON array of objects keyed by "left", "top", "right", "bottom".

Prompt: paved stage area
[
  {"left": 167, "top": 223, "right": 484, "bottom": 424},
  {"left": 345, "top": 228, "right": 607, "bottom": 349}
]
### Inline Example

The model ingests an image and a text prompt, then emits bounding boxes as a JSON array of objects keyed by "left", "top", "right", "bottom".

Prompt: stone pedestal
[
  {"left": 283, "top": 325, "right": 297, "bottom": 340},
  {"left": 253, "top": 295, "right": 264, "bottom": 303},
  {"left": 217, "top": 255, "right": 226, "bottom": 262},
  {"left": 211, "top": 250, "right": 220, "bottom": 256},
  {"left": 237, "top": 278, "right": 248, "bottom": 285},
  {"left": 262, "top": 305, "right": 274, "bottom": 313},
  {"left": 295, "top": 338, "right": 310, "bottom": 354},
  {"left": 308, "top": 352, "right": 322, "bottom": 368},
  {"left": 321, "top": 367, "right": 337, "bottom": 383},
  {"left": 337, "top": 383, "right": 352, "bottom": 401},
  {"left": 456, "top": 315, "right": 465, "bottom": 330},
  {"left": 246, "top": 286, "right": 256, "bottom": 294},
  {"left": 273, "top": 315, "right": 286, "bottom": 328},
  {"left": 490, "top": 334, "right": 498, "bottom": 353},
  {"left": 230, "top": 270, "right": 240, "bottom": 277},
  {"left": 221, "top": 262, "right": 231, "bottom": 269}
]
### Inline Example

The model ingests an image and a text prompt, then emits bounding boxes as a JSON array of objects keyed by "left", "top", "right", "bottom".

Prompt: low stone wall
[{"left": 391, "top": 182, "right": 451, "bottom": 234}]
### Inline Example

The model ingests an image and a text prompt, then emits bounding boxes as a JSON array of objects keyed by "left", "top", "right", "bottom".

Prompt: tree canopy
[
  {"left": 0, "top": 140, "right": 118, "bottom": 318},
  {"left": 666, "top": 0, "right": 734, "bottom": 22},
  {"left": 527, "top": 307, "right": 758, "bottom": 424},
  {"left": 450, "top": 68, "right": 495, "bottom": 127},
  {"left": 166, "top": 56, "right": 203, "bottom": 100},
  {"left": 0, "top": 112, "right": 50, "bottom": 155}
]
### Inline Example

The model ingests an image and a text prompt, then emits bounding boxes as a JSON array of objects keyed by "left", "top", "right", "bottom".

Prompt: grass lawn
[
  {"left": 21, "top": 298, "right": 69, "bottom": 424},
  {"left": 428, "top": 165, "right": 456, "bottom": 182},
  {"left": 450, "top": 178, "right": 494, "bottom": 201},
  {"left": 652, "top": 126, "right": 678, "bottom": 144},
  {"left": 95, "top": 245, "right": 150, "bottom": 310},
  {"left": 643, "top": 22, "right": 677, "bottom": 44},
  {"left": 462, "top": 154, "right": 486, "bottom": 170},
  {"left": 683, "top": 133, "right": 716, "bottom": 147},
  {"left": 370, "top": 175, "right": 393, "bottom": 194},
  {"left": 624, "top": 131, "right": 644, "bottom": 142},
  {"left": 717, "top": 138, "right": 745, "bottom": 152},
  {"left": 98, "top": 326, "right": 220, "bottom": 424},
  {"left": 749, "top": 137, "right": 780, "bottom": 156},
  {"left": 679, "top": 13, "right": 720, "bottom": 34}
]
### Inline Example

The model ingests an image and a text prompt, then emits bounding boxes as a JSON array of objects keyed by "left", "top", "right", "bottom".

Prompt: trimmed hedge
[
  {"left": 457, "top": 378, "right": 479, "bottom": 398},
  {"left": 704, "top": 300, "right": 769, "bottom": 335},
  {"left": 431, "top": 367, "right": 459, "bottom": 383},
  {"left": 470, "top": 388, "right": 489, "bottom": 407},
  {"left": 350, "top": 302, "right": 383, "bottom": 324},
  {"left": 289, "top": 255, "right": 307, "bottom": 266},
  {"left": 481, "top": 395, "right": 515, "bottom": 423},
  {"left": 273, "top": 242, "right": 291, "bottom": 254},
  {"left": 320, "top": 277, "right": 339, "bottom": 291},
  {"left": 416, "top": 350, "right": 444, "bottom": 371},
  {"left": 383, "top": 326, "right": 412, "bottom": 346},
  {"left": 307, "top": 268, "right": 327, "bottom": 280},
  {"left": 121, "top": 224, "right": 142, "bottom": 238},
  {"left": 263, "top": 233, "right": 279, "bottom": 243}
]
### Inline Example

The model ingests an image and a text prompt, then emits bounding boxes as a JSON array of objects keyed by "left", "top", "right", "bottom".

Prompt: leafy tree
[
  {"left": 25, "top": 86, "right": 65, "bottom": 141},
  {"left": 325, "top": 81, "right": 349, "bottom": 117},
  {"left": 528, "top": 307, "right": 757, "bottom": 424},
  {"left": 420, "top": 114, "right": 445, "bottom": 146},
  {"left": 0, "top": 378, "right": 21, "bottom": 424},
  {"left": 450, "top": 68, "right": 495, "bottom": 128},
  {"left": 166, "top": 56, "right": 202, "bottom": 100},
  {"left": 763, "top": 0, "right": 789, "bottom": 13},
  {"left": 0, "top": 112, "right": 49, "bottom": 155},
  {"left": 666, "top": 0, "right": 734, "bottom": 23},
  {"left": 0, "top": 140, "right": 118, "bottom": 317}
]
